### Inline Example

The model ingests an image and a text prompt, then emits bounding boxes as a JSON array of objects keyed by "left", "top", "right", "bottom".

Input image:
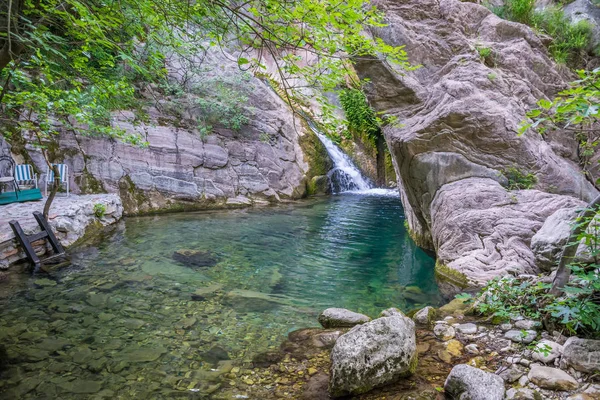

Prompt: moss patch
[
  {"left": 435, "top": 262, "right": 471, "bottom": 291},
  {"left": 298, "top": 126, "right": 333, "bottom": 197}
]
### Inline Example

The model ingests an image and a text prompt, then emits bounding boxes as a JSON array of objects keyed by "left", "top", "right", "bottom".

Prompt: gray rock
[
  {"left": 497, "top": 363, "right": 526, "bottom": 383},
  {"left": 528, "top": 365, "right": 579, "bottom": 391},
  {"left": 505, "top": 387, "right": 541, "bottom": 400},
  {"left": 514, "top": 319, "right": 541, "bottom": 331},
  {"left": 412, "top": 306, "right": 436, "bottom": 324},
  {"left": 318, "top": 308, "right": 370, "bottom": 329},
  {"left": 379, "top": 307, "right": 405, "bottom": 318},
  {"left": 532, "top": 339, "right": 563, "bottom": 364},
  {"left": 504, "top": 330, "right": 537, "bottom": 344},
  {"left": 434, "top": 323, "right": 456, "bottom": 341},
  {"left": 561, "top": 337, "right": 600, "bottom": 373},
  {"left": 531, "top": 208, "right": 580, "bottom": 271},
  {"left": 444, "top": 364, "right": 505, "bottom": 400},
  {"left": 500, "top": 323, "right": 513, "bottom": 331},
  {"left": 329, "top": 315, "right": 417, "bottom": 397},
  {"left": 456, "top": 323, "right": 478, "bottom": 334}
]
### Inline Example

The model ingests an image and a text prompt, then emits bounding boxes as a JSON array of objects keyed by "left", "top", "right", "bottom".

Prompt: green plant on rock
[
  {"left": 490, "top": 0, "right": 535, "bottom": 24},
  {"left": 93, "top": 203, "right": 107, "bottom": 219},
  {"left": 476, "top": 45, "right": 492, "bottom": 59},
  {"left": 501, "top": 166, "right": 537, "bottom": 190},
  {"left": 487, "top": 1, "right": 590, "bottom": 65},
  {"left": 531, "top": 7, "right": 592, "bottom": 65},
  {"left": 192, "top": 74, "right": 252, "bottom": 136},
  {"left": 339, "top": 88, "right": 380, "bottom": 145}
]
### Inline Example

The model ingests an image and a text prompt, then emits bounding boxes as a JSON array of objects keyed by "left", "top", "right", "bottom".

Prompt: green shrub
[
  {"left": 490, "top": 0, "right": 535, "bottom": 24},
  {"left": 501, "top": 166, "right": 537, "bottom": 190},
  {"left": 477, "top": 46, "right": 492, "bottom": 59},
  {"left": 191, "top": 74, "right": 253, "bottom": 136},
  {"left": 487, "top": 1, "right": 591, "bottom": 65},
  {"left": 531, "top": 7, "right": 592, "bottom": 65},
  {"left": 93, "top": 203, "right": 107, "bottom": 219},
  {"left": 339, "top": 88, "right": 380, "bottom": 145}
]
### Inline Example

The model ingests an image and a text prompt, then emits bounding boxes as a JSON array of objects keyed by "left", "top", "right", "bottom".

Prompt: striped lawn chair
[
  {"left": 45, "top": 164, "right": 69, "bottom": 197},
  {"left": 14, "top": 164, "right": 38, "bottom": 189}
]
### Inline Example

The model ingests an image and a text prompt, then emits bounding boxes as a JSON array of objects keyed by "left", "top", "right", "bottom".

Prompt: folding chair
[
  {"left": 14, "top": 164, "right": 38, "bottom": 189},
  {"left": 45, "top": 164, "right": 69, "bottom": 197},
  {"left": 0, "top": 155, "right": 19, "bottom": 198}
]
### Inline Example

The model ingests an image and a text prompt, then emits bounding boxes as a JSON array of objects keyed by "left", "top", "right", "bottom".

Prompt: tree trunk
[
  {"left": 550, "top": 193, "right": 600, "bottom": 295},
  {"left": 42, "top": 164, "right": 59, "bottom": 220}
]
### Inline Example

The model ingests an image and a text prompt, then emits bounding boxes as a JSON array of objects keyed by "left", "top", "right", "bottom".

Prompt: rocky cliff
[
  {"left": 356, "top": 0, "right": 597, "bottom": 295},
  {"left": 5, "top": 50, "right": 331, "bottom": 215}
]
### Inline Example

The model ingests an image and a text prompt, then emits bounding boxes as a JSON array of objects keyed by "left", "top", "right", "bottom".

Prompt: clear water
[{"left": 0, "top": 192, "right": 440, "bottom": 398}]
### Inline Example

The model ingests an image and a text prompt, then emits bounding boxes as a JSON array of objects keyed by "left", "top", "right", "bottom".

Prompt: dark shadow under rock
[
  {"left": 0, "top": 344, "right": 8, "bottom": 371},
  {"left": 172, "top": 249, "right": 219, "bottom": 268},
  {"left": 252, "top": 351, "right": 284, "bottom": 368},
  {"left": 301, "top": 372, "right": 330, "bottom": 400},
  {"left": 280, "top": 328, "right": 345, "bottom": 360}
]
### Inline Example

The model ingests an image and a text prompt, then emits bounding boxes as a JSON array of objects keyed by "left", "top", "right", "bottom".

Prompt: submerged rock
[
  {"left": 223, "top": 289, "right": 294, "bottom": 312},
  {"left": 119, "top": 346, "right": 167, "bottom": 362},
  {"left": 444, "top": 364, "right": 505, "bottom": 400},
  {"left": 172, "top": 249, "right": 219, "bottom": 268},
  {"left": 201, "top": 346, "right": 230, "bottom": 366},
  {"left": 561, "top": 337, "right": 600, "bottom": 373},
  {"left": 329, "top": 315, "right": 417, "bottom": 397},
  {"left": 318, "top": 308, "right": 370, "bottom": 328}
]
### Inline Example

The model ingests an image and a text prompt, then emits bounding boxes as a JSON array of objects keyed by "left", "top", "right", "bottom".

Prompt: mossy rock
[
  {"left": 307, "top": 175, "right": 329, "bottom": 196},
  {"left": 434, "top": 262, "right": 471, "bottom": 297},
  {"left": 438, "top": 298, "right": 472, "bottom": 318}
]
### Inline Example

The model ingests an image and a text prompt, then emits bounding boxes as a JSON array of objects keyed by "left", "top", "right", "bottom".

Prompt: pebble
[{"left": 465, "top": 344, "right": 479, "bottom": 354}]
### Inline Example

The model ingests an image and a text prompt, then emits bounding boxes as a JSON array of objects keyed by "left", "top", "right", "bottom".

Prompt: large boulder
[
  {"left": 355, "top": 0, "right": 597, "bottom": 295},
  {"left": 329, "top": 315, "right": 417, "bottom": 397},
  {"left": 444, "top": 364, "right": 505, "bottom": 400},
  {"left": 318, "top": 308, "right": 371, "bottom": 328},
  {"left": 561, "top": 337, "right": 600, "bottom": 373}
]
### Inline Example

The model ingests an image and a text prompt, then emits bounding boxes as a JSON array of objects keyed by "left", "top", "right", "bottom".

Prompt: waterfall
[{"left": 308, "top": 126, "right": 371, "bottom": 193}]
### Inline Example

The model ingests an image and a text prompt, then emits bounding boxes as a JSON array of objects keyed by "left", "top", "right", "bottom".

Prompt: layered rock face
[
  {"left": 356, "top": 0, "right": 598, "bottom": 294},
  {"left": 12, "top": 51, "right": 326, "bottom": 214}
]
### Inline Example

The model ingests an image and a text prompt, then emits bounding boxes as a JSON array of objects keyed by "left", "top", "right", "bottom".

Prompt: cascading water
[{"left": 308, "top": 125, "right": 372, "bottom": 193}]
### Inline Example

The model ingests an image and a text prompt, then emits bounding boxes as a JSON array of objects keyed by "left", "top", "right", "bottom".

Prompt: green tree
[{"left": 0, "top": 0, "right": 411, "bottom": 216}]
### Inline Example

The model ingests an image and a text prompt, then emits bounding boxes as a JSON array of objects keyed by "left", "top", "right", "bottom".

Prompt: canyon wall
[{"left": 356, "top": 0, "right": 596, "bottom": 295}]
